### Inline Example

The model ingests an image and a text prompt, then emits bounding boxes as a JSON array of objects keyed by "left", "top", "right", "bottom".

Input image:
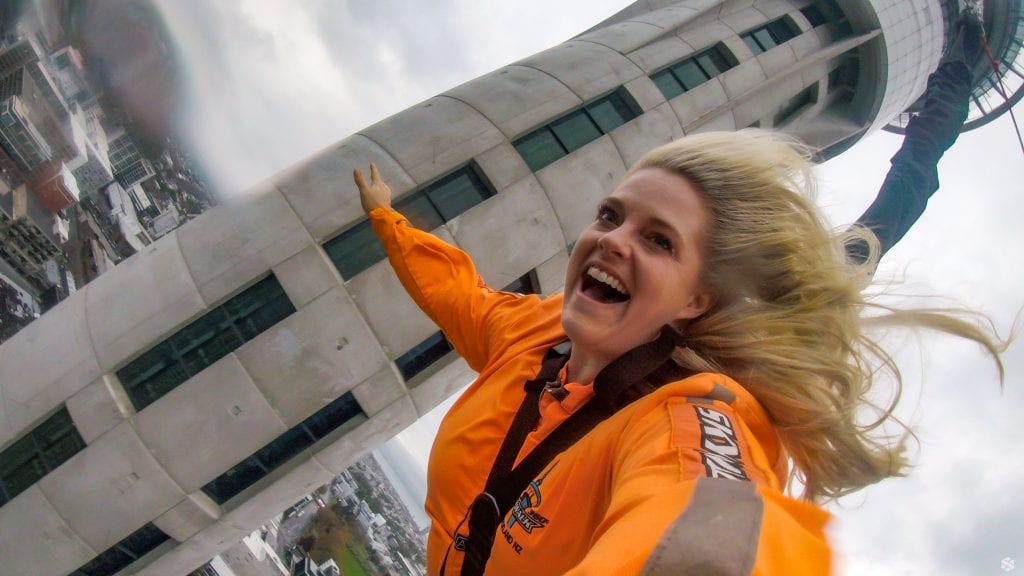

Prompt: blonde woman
[{"left": 354, "top": 130, "right": 1003, "bottom": 575}]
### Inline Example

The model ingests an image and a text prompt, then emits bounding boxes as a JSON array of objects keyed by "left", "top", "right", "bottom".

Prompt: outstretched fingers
[
  {"left": 354, "top": 162, "right": 393, "bottom": 214},
  {"left": 353, "top": 168, "right": 367, "bottom": 191}
]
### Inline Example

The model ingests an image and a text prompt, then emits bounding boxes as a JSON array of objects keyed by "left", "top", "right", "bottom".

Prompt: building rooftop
[{"left": 0, "top": 67, "right": 23, "bottom": 100}]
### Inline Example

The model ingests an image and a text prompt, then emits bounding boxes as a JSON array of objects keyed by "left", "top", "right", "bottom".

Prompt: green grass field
[
  {"left": 303, "top": 508, "right": 376, "bottom": 575},
  {"left": 339, "top": 543, "right": 371, "bottom": 576}
]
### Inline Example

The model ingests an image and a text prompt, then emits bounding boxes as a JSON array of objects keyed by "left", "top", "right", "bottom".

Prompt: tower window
[
  {"left": 775, "top": 85, "right": 819, "bottom": 126},
  {"left": 0, "top": 407, "right": 86, "bottom": 508},
  {"left": 741, "top": 17, "right": 801, "bottom": 55},
  {"left": 828, "top": 54, "right": 860, "bottom": 99},
  {"left": 70, "top": 523, "right": 169, "bottom": 576},
  {"left": 395, "top": 332, "right": 454, "bottom": 381},
  {"left": 394, "top": 270, "right": 539, "bottom": 382},
  {"left": 324, "top": 163, "right": 495, "bottom": 279},
  {"left": 650, "top": 43, "right": 735, "bottom": 100},
  {"left": 117, "top": 274, "right": 296, "bottom": 411},
  {"left": 201, "top": 392, "right": 365, "bottom": 504},
  {"left": 513, "top": 88, "right": 641, "bottom": 172},
  {"left": 502, "top": 270, "right": 540, "bottom": 296},
  {"left": 800, "top": 1, "right": 852, "bottom": 38}
]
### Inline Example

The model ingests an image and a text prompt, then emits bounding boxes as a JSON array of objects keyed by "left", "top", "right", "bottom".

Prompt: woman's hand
[{"left": 354, "top": 162, "right": 392, "bottom": 214}]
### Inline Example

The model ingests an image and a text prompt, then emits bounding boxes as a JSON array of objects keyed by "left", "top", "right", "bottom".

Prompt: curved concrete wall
[{"left": 865, "top": 0, "right": 945, "bottom": 134}]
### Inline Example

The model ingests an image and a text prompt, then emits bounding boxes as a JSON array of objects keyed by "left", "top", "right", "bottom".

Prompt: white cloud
[
  {"left": 154, "top": 0, "right": 625, "bottom": 195},
  {"left": 821, "top": 121, "right": 1024, "bottom": 574}
]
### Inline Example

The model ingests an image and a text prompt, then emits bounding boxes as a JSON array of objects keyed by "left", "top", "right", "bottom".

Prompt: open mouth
[{"left": 581, "top": 266, "right": 630, "bottom": 304}]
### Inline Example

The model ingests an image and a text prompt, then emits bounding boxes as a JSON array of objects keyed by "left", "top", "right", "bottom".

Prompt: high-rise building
[
  {"left": 0, "top": 69, "right": 54, "bottom": 174},
  {"left": 0, "top": 2, "right": 1020, "bottom": 575},
  {"left": 106, "top": 130, "right": 144, "bottom": 175},
  {"left": 0, "top": 181, "right": 62, "bottom": 283},
  {"left": 114, "top": 158, "right": 156, "bottom": 189},
  {"left": 66, "top": 103, "right": 115, "bottom": 200},
  {"left": 0, "top": 37, "right": 76, "bottom": 163}
]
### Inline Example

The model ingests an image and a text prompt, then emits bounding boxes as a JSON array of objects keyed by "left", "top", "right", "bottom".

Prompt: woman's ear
[{"left": 673, "top": 287, "right": 715, "bottom": 325}]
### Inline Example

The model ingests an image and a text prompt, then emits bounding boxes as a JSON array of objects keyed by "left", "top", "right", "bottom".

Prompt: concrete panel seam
[
  {"left": 720, "top": 6, "right": 770, "bottom": 34},
  {"left": 659, "top": 2, "right": 721, "bottom": 36},
  {"left": 231, "top": 351, "right": 292, "bottom": 432},
  {"left": 270, "top": 182, "right": 319, "bottom": 248},
  {"left": 603, "top": 127, "right": 635, "bottom": 183},
  {"left": 0, "top": 353, "right": 11, "bottom": 441},
  {"left": 573, "top": 39, "right": 646, "bottom": 79},
  {"left": 335, "top": 274, "right": 401, "bottom": 382},
  {"left": 522, "top": 172, "right": 572, "bottom": 250},
  {"left": 434, "top": 94, "right": 504, "bottom": 144},
  {"left": 173, "top": 227, "right": 203, "bottom": 306},
  {"left": 499, "top": 63, "right": 587, "bottom": 122},
  {"left": 513, "top": 62, "right": 594, "bottom": 106},
  {"left": 79, "top": 282, "right": 103, "bottom": 387},
  {"left": 575, "top": 21, "right": 665, "bottom": 54},
  {"left": 353, "top": 131, "right": 415, "bottom": 188},
  {"left": 581, "top": 37, "right": 650, "bottom": 74},
  {"left": 622, "top": 50, "right": 653, "bottom": 77},
  {"left": 35, "top": 483, "right": 101, "bottom": 556},
  {"left": 310, "top": 453, "right": 336, "bottom": 476},
  {"left": 127, "top": 418, "right": 193, "bottom": 514}
]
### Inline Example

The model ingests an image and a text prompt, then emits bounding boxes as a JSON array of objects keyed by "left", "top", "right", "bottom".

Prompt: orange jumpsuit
[{"left": 370, "top": 207, "right": 832, "bottom": 575}]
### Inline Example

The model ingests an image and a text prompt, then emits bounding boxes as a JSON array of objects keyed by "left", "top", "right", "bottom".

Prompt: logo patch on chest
[{"left": 506, "top": 461, "right": 557, "bottom": 535}]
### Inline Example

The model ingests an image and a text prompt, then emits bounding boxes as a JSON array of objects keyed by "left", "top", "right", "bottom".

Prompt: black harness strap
[{"left": 456, "top": 326, "right": 683, "bottom": 576}]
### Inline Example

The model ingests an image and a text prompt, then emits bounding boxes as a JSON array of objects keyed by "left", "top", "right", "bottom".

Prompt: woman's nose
[{"left": 598, "top": 226, "right": 631, "bottom": 259}]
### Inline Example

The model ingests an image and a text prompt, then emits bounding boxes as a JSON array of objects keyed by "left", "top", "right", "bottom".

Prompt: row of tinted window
[
  {"left": 323, "top": 163, "right": 494, "bottom": 280},
  {"left": 801, "top": 0, "right": 852, "bottom": 38},
  {"left": 741, "top": 17, "right": 801, "bottom": 55},
  {"left": 0, "top": 407, "right": 85, "bottom": 508},
  {"left": 513, "top": 89, "right": 640, "bottom": 172},
  {"left": 116, "top": 275, "right": 296, "bottom": 411},
  {"left": 829, "top": 55, "right": 860, "bottom": 94},
  {"left": 775, "top": 85, "right": 818, "bottom": 126},
  {"left": 396, "top": 332, "right": 453, "bottom": 381},
  {"left": 394, "top": 271, "right": 539, "bottom": 381},
  {"left": 201, "top": 392, "right": 364, "bottom": 504},
  {"left": 71, "top": 523, "right": 169, "bottom": 576},
  {"left": 651, "top": 43, "right": 736, "bottom": 101}
]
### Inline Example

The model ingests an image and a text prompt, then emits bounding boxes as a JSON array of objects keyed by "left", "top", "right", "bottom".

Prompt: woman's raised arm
[
  {"left": 354, "top": 162, "right": 393, "bottom": 214},
  {"left": 351, "top": 163, "right": 552, "bottom": 372}
]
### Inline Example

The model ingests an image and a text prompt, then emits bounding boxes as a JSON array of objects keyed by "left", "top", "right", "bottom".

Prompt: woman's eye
[
  {"left": 596, "top": 206, "right": 619, "bottom": 225},
  {"left": 648, "top": 234, "right": 673, "bottom": 251}
]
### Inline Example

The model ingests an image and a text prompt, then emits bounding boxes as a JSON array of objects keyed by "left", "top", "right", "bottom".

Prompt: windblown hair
[{"left": 631, "top": 130, "right": 1005, "bottom": 502}]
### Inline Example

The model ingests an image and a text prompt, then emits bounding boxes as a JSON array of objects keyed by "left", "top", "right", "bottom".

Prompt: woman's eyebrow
[
  {"left": 601, "top": 196, "right": 624, "bottom": 210},
  {"left": 638, "top": 204, "right": 684, "bottom": 239},
  {"left": 607, "top": 194, "right": 685, "bottom": 242}
]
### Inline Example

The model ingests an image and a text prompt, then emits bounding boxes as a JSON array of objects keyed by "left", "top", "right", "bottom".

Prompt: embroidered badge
[{"left": 506, "top": 461, "right": 557, "bottom": 535}]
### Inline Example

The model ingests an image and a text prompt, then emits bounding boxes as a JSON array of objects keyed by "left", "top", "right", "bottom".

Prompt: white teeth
[{"left": 586, "top": 266, "right": 628, "bottom": 296}]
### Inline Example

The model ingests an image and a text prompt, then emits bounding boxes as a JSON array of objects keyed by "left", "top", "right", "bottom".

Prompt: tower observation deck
[
  {"left": 0, "top": 2, "right": 1009, "bottom": 575},
  {"left": 884, "top": 0, "right": 1024, "bottom": 133}
]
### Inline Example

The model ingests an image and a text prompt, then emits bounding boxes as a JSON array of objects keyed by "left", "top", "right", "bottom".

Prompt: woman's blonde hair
[{"left": 631, "top": 129, "right": 1005, "bottom": 502}]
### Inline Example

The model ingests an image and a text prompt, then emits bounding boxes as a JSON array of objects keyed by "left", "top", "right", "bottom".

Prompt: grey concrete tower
[{"left": 1, "top": 1, "right": 1019, "bottom": 575}]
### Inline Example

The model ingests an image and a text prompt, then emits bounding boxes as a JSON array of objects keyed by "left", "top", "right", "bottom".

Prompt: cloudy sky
[{"left": 150, "top": 1, "right": 1023, "bottom": 573}]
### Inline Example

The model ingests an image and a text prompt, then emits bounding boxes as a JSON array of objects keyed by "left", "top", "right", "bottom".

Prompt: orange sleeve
[
  {"left": 563, "top": 399, "right": 831, "bottom": 575},
  {"left": 368, "top": 207, "right": 540, "bottom": 371},
  {"left": 750, "top": 487, "right": 833, "bottom": 576}
]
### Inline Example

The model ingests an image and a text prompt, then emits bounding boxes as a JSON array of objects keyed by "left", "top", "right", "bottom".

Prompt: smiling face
[{"left": 561, "top": 167, "right": 713, "bottom": 366}]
